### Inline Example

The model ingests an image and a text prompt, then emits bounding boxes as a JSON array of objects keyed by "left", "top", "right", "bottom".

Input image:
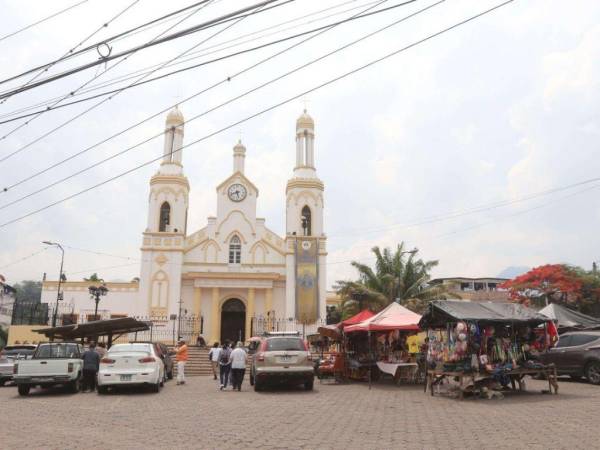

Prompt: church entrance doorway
[{"left": 220, "top": 298, "right": 246, "bottom": 344}]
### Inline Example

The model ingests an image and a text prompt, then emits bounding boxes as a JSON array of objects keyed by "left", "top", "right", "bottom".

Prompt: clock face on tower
[{"left": 228, "top": 183, "right": 247, "bottom": 202}]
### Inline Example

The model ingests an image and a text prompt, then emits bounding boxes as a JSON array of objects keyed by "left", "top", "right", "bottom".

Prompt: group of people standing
[{"left": 208, "top": 341, "right": 247, "bottom": 391}]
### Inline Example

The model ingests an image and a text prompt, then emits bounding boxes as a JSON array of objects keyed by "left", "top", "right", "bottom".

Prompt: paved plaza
[{"left": 1, "top": 377, "right": 598, "bottom": 449}]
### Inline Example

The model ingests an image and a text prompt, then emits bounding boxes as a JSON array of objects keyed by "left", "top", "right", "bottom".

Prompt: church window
[
  {"left": 229, "top": 235, "right": 241, "bottom": 264},
  {"left": 159, "top": 202, "right": 171, "bottom": 232},
  {"left": 301, "top": 205, "right": 312, "bottom": 236}
]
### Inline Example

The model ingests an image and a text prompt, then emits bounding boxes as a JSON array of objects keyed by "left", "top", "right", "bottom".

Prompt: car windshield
[
  {"left": 266, "top": 338, "right": 305, "bottom": 351},
  {"left": 109, "top": 344, "right": 152, "bottom": 354},
  {"left": 3, "top": 349, "right": 35, "bottom": 358},
  {"left": 35, "top": 343, "right": 79, "bottom": 359}
]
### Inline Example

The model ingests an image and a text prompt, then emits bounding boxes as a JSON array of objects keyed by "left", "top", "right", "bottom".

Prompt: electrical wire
[
  {"left": 0, "top": 0, "right": 288, "bottom": 96},
  {"left": 0, "top": 0, "right": 413, "bottom": 196},
  {"left": 0, "top": 248, "right": 49, "bottom": 270},
  {"left": 0, "top": 0, "right": 141, "bottom": 107},
  {"left": 0, "top": 0, "right": 90, "bottom": 44},
  {"left": 0, "top": 0, "right": 375, "bottom": 121},
  {"left": 0, "top": 0, "right": 226, "bottom": 164},
  {"left": 0, "top": 0, "right": 516, "bottom": 229},
  {"left": 0, "top": 0, "right": 412, "bottom": 124}
]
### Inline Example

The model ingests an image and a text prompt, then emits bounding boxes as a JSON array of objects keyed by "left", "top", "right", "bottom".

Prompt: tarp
[
  {"left": 317, "top": 324, "right": 342, "bottom": 340},
  {"left": 340, "top": 309, "right": 375, "bottom": 328},
  {"left": 539, "top": 303, "right": 600, "bottom": 331},
  {"left": 419, "top": 300, "right": 550, "bottom": 329},
  {"left": 344, "top": 303, "right": 421, "bottom": 332}
]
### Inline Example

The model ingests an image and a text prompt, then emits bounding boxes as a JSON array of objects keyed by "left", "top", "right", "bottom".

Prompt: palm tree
[{"left": 336, "top": 243, "right": 460, "bottom": 315}]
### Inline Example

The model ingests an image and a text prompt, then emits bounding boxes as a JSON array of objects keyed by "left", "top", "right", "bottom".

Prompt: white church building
[{"left": 41, "top": 107, "right": 328, "bottom": 344}]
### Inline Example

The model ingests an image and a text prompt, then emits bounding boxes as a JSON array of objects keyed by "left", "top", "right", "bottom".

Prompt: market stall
[
  {"left": 344, "top": 303, "right": 422, "bottom": 386},
  {"left": 419, "top": 300, "right": 559, "bottom": 399}
]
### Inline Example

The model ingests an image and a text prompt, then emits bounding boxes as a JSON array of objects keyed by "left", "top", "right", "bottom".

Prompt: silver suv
[{"left": 250, "top": 332, "right": 314, "bottom": 391}]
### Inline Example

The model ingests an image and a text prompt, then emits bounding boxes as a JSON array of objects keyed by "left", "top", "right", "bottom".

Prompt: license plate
[
  {"left": 279, "top": 356, "right": 291, "bottom": 361},
  {"left": 120, "top": 374, "right": 132, "bottom": 381}
]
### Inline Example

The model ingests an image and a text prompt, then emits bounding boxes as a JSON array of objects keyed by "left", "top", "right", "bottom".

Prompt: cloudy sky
[{"left": 0, "top": 0, "right": 599, "bottom": 288}]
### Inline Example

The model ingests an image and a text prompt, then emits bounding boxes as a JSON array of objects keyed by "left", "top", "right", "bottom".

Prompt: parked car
[
  {"left": 131, "top": 341, "right": 174, "bottom": 381},
  {"left": 0, "top": 344, "right": 37, "bottom": 386},
  {"left": 540, "top": 331, "right": 600, "bottom": 384},
  {"left": 249, "top": 332, "right": 314, "bottom": 391},
  {"left": 97, "top": 342, "right": 165, "bottom": 394},
  {"left": 13, "top": 342, "right": 83, "bottom": 396}
]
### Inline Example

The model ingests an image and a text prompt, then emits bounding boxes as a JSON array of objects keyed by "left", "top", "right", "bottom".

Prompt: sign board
[{"left": 295, "top": 238, "right": 318, "bottom": 324}]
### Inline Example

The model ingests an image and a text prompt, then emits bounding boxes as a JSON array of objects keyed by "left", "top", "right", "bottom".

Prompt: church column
[
  {"left": 210, "top": 287, "right": 220, "bottom": 344},
  {"left": 246, "top": 288, "right": 255, "bottom": 339},
  {"left": 193, "top": 287, "right": 202, "bottom": 336},
  {"left": 264, "top": 287, "right": 273, "bottom": 331}
]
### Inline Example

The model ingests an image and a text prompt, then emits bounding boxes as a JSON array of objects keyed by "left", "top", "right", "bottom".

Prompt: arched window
[
  {"left": 159, "top": 202, "right": 171, "bottom": 232},
  {"left": 229, "top": 235, "right": 241, "bottom": 264},
  {"left": 301, "top": 205, "right": 312, "bottom": 236}
]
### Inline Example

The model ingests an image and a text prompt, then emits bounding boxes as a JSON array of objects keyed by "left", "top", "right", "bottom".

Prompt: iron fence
[{"left": 251, "top": 316, "right": 326, "bottom": 338}]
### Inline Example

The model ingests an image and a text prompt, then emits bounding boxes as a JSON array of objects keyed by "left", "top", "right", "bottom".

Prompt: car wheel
[
  {"left": 97, "top": 386, "right": 108, "bottom": 395},
  {"left": 254, "top": 380, "right": 262, "bottom": 392},
  {"left": 18, "top": 384, "right": 30, "bottom": 396},
  {"left": 69, "top": 377, "right": 80, "bottom": 393},
  {"left": 167, "top": 370, "right": 174, "bottom": 380},
  {"left": 585, "top": 361, "right": 600, "bottom": 385},
  {"left": 304, "top": 380, "right": 314, "bottom": 391},
  {"left": 0, "top": 380, "right": 5, "bottom": 387},
  {"left": 569, "top": 375, "right": 583, "bottom": 382}
]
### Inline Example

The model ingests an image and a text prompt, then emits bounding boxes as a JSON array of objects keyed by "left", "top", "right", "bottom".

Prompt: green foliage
[
  {"left": 84, "top": 273, "right": 104, "bottom": 282},
  {"left": 13, "top": 280, "right": 42, "bottom": 303},
  {"left": 335, "top": 243, "right": 460, "bottom": 315}
]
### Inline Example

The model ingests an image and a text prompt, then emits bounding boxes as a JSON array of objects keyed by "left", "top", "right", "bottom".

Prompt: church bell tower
[
  {"left": 285, "top": 110, "right": 326, "bottom": 323},
  {"left": 138, "top": 107, "right": 189, "bottom": 317}
]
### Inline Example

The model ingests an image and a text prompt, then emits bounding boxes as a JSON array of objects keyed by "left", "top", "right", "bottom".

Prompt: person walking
[
  {"left": 175, "top": 340, "right": 188, "bottom": 385},
  {"left": 81, "top": 342, "right": 100, "bottom": 392},
  {"left": 218, "top": 342, "right": 232, "bottom": 391},
  {"left": 208, "top": 342, "right": 221, "bottom": 381},
  {"left": 229, "top": 341, "right": 247, "bottom": 392}
]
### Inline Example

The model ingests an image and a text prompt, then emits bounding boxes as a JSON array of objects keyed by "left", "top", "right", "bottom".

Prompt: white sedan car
[{"left": 98, "top": 343, "right": 165, "bottom": 394}]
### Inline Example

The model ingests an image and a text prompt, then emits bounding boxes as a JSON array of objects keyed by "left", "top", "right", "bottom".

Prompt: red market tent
[
  {"left": 344, "top": 302, "right": 421, "bottom": 333},
  {"left": 340, "top": 309, "right": 375, "bottom": 328}
]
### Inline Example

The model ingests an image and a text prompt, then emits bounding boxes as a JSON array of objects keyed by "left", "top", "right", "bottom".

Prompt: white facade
[{"left": 40, "top": 108, "right": 327, "bottom": 343}]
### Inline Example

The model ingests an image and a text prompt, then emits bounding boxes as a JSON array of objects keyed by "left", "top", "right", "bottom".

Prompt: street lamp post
[
  {"left": 43, "top": 241, "right": 64, "bottom": 329},
  {"left": 88, "top": 284, "right": 108, "bottom": 321}
]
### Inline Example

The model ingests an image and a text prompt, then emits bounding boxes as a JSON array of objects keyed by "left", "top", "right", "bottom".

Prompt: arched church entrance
[{"left": 220, "top": 298, "right": 246, "bottom": 344}]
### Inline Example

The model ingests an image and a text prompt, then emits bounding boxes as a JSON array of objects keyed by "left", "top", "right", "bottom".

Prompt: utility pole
[
  {"left": 43, "top": 241, "right": 64, "bottom": 329},
  {"left": 177, "top": 298, "right": 184, "bottom": 341}
]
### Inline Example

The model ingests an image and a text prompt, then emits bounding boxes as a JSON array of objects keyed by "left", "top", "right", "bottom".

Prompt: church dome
[
  {"left": 296, "top": 109, "right": 314, "bottom": 130},
  {"left": 166, "top": 106, "right": 184, "bottom": 126}
]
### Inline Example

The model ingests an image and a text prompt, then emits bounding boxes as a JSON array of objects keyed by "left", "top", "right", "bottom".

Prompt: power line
[
  {"left": 0, "top": 0, "right": 288, "bottom": 97},
  {"left": 0, "top": 0, "right": 414, "bottom": 197},
  {"left": 0, "top": 0, "right": 141, "bottom": 107},
  {"left": 0, "top": 0, "right": 213, "bottom": 86},
  {"left": 0, "top": 0, "right": 225, "bottom": 163},
  {"left": 0, "top": 0, "right": 377, "bottom": 122},
  {"left": 0, "top": 0, "right": 516, "bottom": 229},
  {"left": 0, "top": 0, "right": 416, "bottom": 125},
  {"left": 0, "top": 248, "right": 49, "bottom": 270},
  {"left": 0, "top": 0, "right": 90, "bottom": 44},
  {"left": 0, "top": 0, "right": 413, "bottom": 125}
]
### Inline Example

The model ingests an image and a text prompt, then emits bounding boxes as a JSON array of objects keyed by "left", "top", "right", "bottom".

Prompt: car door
[
  {"left": 544, "top": 335, "right": 573, "bottom": 373},
  {"left": 561, "top": 334, "right": 599, "bottom": 374}
]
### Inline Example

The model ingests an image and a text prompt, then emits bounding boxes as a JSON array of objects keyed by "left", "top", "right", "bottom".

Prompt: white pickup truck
[{"left": 13, "top": 342, "right": 84, "bottom": 396}]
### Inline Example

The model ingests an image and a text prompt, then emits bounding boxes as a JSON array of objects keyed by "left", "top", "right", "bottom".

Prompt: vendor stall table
[
  {"left": 377, "top": 362, "right": 418, "bottom": 384},
  {"left": 425, "top": 365, "right": 559, "bottom": 399}
]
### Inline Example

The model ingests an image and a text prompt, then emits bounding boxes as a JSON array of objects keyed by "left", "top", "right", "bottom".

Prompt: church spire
[
  {"left": 233, "top": 139, "right": 246, "bottom": 173},
  {"left": 163, "top": 106, "right": 185, "bottom": 165},
  {"left": 294, "top": 109, "right": 316, "bottom": 173}
]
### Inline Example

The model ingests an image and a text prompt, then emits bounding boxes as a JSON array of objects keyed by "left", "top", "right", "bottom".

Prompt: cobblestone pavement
[{"left": 1, "top": 376, "right": 599, "bottom": 450}]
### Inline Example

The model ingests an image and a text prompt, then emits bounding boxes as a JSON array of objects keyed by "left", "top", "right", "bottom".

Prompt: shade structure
[
  {"left": 539, "top": 303, "right": 600, "bottom": 332},
  {"left": 317, "top": 324, "right": 342, "bottom": 340},
  {"left": 344, "top": 303, "right": 421, "bottom": 333},
  {"left": 340, "top": 309, "right": 375, "bottom": 328}
]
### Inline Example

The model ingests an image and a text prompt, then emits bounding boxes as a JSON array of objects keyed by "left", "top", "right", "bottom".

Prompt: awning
[
  {"left": 539, "top": 303, "right": 600, "bottom": 331},
  {"left": 419, "top": 300, "right": 550, "bottom": 329},
  {"left": 344, "top": 303, "right": 421, "bottom": 333},
  {"left": 340, "top": 309, "right": 375, "bottom": 328},
  {"left": 317, "top": 325, "right": 342, "bottom": 340},
  {"left": 34, "top": 317, "right": 150, "bottom": 341}
]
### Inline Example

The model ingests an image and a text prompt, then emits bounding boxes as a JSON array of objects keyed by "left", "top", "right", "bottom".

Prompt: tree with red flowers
[{"left": 499, "top": 264, "right": 583, "bottom": 307}]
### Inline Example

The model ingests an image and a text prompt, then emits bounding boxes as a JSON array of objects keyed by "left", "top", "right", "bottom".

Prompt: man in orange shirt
[{"left": 175, "top": 339, "right": 188, "bottom": 385}]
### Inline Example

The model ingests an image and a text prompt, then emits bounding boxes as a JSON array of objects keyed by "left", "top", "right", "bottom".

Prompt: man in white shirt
[
  {"left": 229, "top": 341, "right": 248, "bottom": 392},
  {"left": 208, "top": 342, "right": 221, "bottom": 380}
]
